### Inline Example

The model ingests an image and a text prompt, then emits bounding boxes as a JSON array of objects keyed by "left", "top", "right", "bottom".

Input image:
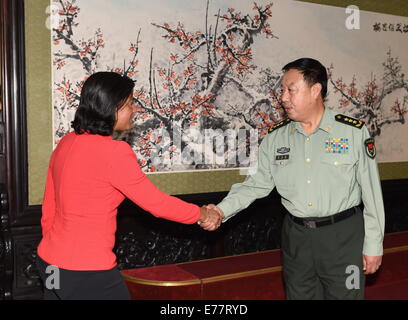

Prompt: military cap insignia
[
  {"left": 335, "top": 114, "right": 364, "bottom": 129},
  {"left": 364, "top": 138, "right": 376, "bottom": 159},
  {"left": 268, "top": 118, "right": 291, "bottom": 133}
]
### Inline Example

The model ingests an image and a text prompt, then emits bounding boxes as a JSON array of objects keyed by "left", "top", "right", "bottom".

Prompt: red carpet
[
  {"left": 121, "top": 231, "right": 408, "bottom": 300},
  {"left": 365, "top": 231, "right": 408, "bottom": 300}
]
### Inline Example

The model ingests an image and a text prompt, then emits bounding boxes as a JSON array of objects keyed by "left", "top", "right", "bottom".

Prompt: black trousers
[
  {"left": 281, "top": 208, "right": 365, "bottom": 300},
  {"left": 36, "top": 256, "right": 130, "bottom": 300}
]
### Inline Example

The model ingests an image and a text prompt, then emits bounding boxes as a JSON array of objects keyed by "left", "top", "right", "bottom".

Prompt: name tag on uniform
[
  {"left": 325, "top": 138, "right": 349, "bottom": 154},
  {"left": 276, "top": 154, "right": 289, "bottom": 160}
]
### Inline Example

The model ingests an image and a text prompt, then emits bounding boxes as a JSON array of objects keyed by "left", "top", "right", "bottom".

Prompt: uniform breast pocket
[
  {"left": 321, "top": 154, "right": 357, "bottom": 167},
  {"left": 274, "top": 154, "right": 291, "bottom": 167},
  {"left": 271, "top": 155, "right": 294, "bottom": 188},
  {"left": 321, "top": 154, "right": 357, "bottom": 184}
]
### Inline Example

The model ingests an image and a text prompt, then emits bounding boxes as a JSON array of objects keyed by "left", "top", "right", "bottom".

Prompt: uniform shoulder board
[
  {"left": 268, "top": 118, "right": 292, "bottom": 133},
  {"left": 334, "top": 114, "right": 364, "bottom": 129}
]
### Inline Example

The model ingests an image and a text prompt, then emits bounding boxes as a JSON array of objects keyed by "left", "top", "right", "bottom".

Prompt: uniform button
[
  {"left": 306, "top": 158, "right": 311, "bottom": 163},
  {"left": 307, "top": 202, "right": 313, "bottom": 207},
  {"left": 280, "top": 161, "right": 284, "bottom": 165},
  {"left": 307, "top": 180, "right": 312, "bottom": 184},
  {"left": 306, "top": 137, "right": 310, "bottom": 142},
  {"left": 334, "top": 161, "right": 339, "bottom": 166}
]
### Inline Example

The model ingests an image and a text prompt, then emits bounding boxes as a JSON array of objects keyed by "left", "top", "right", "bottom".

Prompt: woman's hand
[{"left": 197, "top": 205, "right": 224, "bottom": 231}]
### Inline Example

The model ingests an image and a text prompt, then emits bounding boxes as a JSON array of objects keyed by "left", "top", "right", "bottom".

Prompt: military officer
[{"left": 201, "top": 58, "right": 385, "bottom": 300}]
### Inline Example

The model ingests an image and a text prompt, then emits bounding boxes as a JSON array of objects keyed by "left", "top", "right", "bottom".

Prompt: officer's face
[{"left": 280, "top": 69, "right": 321, "bottom": 122}]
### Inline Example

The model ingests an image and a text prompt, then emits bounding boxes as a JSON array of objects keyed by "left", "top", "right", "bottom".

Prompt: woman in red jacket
[{"left": 36, "top": 72, "right": 221, "bottom": 300}]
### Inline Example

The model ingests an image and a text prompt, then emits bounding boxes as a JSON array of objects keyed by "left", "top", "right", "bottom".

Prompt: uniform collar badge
[{"left": 277, "top": 147, "right": 290, "bottom": 154}]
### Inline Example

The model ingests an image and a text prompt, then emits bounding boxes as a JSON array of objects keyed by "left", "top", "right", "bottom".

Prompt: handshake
[{"left": 197, "top": 204, "right": 224, "bottom": 231}]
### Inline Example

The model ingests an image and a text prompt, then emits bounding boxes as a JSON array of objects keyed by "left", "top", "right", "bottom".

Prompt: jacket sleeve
[
  {"left": 218, "top": 134, "right": 276, "bottom": 222},
  {"left": 41, "top": 152, "right": 56, "bottom": 236},
  {"left": 109, "top": 142, "right": 200, "bottom": 224},
  {"left": 356, "top": 127, "right": 385, "bottom": 256}
]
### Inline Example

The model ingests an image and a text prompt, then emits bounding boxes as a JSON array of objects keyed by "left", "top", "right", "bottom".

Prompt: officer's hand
[
  {"left": 205, "top": 204, "right": 224, "bottom": 229},
  {"left": 362, "top": 254, "right": 382, "bottom": 274},
  {"left": 197, "top": 205, "right": 223, "bottom": 231}
]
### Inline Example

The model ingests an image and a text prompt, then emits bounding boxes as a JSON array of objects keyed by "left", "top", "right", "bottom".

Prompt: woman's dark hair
[
  {"left": 282, "top": 58, "right": 328, "bottom": 99},
  {"left": 72, "top": 72, "right": 135, "bottom": 135}
]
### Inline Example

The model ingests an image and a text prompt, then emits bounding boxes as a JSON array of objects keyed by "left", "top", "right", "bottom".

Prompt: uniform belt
[{"left": 288, "top": 206, "right": 358, "bottom": 229}]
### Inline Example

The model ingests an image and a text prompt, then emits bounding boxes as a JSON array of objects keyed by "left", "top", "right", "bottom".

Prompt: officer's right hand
[{"left": 198, "top": 204, "right": 224, "bottom": 231}]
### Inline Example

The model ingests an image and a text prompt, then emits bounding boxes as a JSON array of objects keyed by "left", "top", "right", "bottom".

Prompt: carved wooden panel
[{"left": 11, "top": 227, "right": 42, "bottom": 300}]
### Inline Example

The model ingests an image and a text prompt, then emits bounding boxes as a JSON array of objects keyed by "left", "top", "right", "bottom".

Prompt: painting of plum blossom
[{"left": 51, "top": 0, "right": 408, "bottom": 172}]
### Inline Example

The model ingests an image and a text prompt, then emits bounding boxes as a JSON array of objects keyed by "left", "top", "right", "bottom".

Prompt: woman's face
[{"left": 113, "top": 95, "right": 136, "bottom": 131}]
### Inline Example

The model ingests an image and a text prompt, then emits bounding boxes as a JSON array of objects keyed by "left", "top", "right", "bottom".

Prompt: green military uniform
[{"left": 218, "top": 108, "right": 385, "bottom": 299}]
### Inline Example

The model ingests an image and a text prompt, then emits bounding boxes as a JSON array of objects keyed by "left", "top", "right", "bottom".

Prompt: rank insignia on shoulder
[
  {"left": 268, "top": 118, "right": 291, "bottom": 133},
  {"left": 364, "top": 138, "right": 376, "bottom": 159},
  {"left": 335, "top": 114, "right": 364, "bottom": 129}
]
